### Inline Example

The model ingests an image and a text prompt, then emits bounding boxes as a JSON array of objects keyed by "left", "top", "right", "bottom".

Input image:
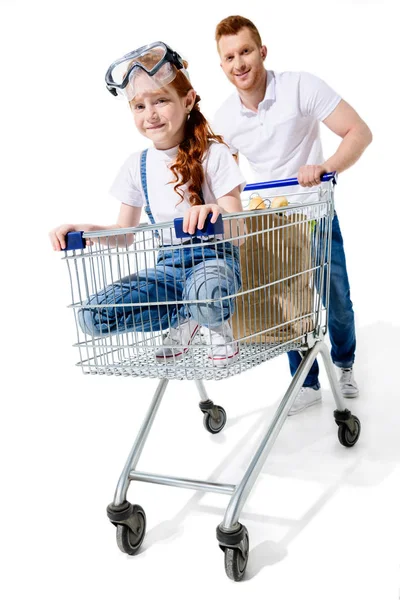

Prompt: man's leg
[
  {"left": 324, "top": 213, "right": 358, "bottom": 396},
  {"left": 325, "top": 213, "right": 356, "bottom": 366},
  {"left": 288, "top": 350, "right": 320, "bottom": 388},
  {"left": 288, "top": 211, "right": 357, "bottom": 414}
]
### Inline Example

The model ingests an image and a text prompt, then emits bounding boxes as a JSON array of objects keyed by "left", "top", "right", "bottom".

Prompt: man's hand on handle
[{"left": 297, "top": 165, "right": 328, "bottom": 187}]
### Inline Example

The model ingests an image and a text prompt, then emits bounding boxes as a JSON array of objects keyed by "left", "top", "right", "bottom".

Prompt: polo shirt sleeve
[
  {"left": 212, "top": 104, "right": 239, "bottom": 155},
  {"left": 299, "top": 72, "right": 342, "bottom": 122},
  {"left": 109, "top": 152, "right": 144, "bottom": 207},
  {"left": 205, "top": 143, "right": 246, "bottom": 199}
]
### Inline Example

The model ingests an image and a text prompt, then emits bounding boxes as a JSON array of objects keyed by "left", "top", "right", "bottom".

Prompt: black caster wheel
[
  {"left": 115, "top": 504, "right": 146, "bottom": 555},
  {"left": 338, "top": 416, "right": 361, "bottom": 447},
  {"left": 223, "top": 526, "right": 249, "bottom": 582},
  {"left": 203, "top": 406, "right": 227, "bottom": 434}
]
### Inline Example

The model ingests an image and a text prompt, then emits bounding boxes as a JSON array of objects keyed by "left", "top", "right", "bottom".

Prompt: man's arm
[{"left": 298, "top": 99, "right": 372, "bottom": 187}]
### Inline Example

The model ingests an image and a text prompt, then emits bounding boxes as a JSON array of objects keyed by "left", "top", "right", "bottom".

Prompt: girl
[{"left": 50, "top": 42, "right": 244, "bottom": 365}]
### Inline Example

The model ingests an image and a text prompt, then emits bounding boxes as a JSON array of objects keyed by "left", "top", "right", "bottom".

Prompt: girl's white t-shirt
[{"left": 109, "top": 142, "right": 245, "bottom": 243}]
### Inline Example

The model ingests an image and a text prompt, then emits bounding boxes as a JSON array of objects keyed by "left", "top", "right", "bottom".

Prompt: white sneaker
[
  {"left": 155, "top": 319, "right": 200, "bottom": 362},
  {"left": 207, "top": 321, "right": 239, "bottom": 366},
  {"left": 288, "top": 386, "right": 322, "bottom": 416},
  {"left": 339, "top": 367, "right": 359, "bottom": 398}
]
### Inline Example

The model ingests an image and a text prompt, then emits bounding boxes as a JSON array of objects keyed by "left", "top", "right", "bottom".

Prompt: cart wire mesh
[{"left": 63, "top": 187, "right": 332, "bottom": 380}]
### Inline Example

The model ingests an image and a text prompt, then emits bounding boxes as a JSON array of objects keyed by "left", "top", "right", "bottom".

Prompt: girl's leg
[
  {"left": 183, "top": 254, "right": 240, "bottom": 328},
  {"left": 77, "top": 265, "right": 182, "bottom": 336},
  {"left": 183, "top": 247, "right": 241, "bottom": 365}
]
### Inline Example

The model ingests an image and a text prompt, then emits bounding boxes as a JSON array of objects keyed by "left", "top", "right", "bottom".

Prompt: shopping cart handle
[
  {"left": 174, "top": 213, "right": 224, "bottom": 238},
  {"left": 243, "top": 171, "right": 337, "bottom": 191},
  {"left": 64, "top": 231, "right": 86, "bottom": 251}
]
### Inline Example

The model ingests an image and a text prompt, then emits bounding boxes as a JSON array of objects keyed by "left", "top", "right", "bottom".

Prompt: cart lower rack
[{"left": 61, "top": 173, "right": 360, "bottom": 581}]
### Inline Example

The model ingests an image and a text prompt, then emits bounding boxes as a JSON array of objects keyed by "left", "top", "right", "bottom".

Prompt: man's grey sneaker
[
  {"left": 339, "top": 367, "right": 359, "bottom": 398},
  {"left": 155, "top": 319, "right": 199, "bottom": 362},
  {"left": 288, "top": 386, "right": 322, "bottom": 416}
]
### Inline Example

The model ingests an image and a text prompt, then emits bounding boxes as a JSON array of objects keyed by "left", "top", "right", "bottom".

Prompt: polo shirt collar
[{"left": 236, "top": 70, "right": 276, "bottom": 115}]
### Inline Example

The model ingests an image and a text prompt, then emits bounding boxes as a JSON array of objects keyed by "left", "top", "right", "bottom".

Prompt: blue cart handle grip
[
  {"left": 64, "top": 231, "right": 86, "bottom": 251},
  {"left": 174, "top": 213, "right": 224, "bottom": 238},
  {"left": 243, "top": 171, "right": 337, "bottom": 192}
]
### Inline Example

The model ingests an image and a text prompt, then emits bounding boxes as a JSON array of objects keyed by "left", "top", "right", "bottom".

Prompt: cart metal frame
[{"left": 62, "top": 173, "right": 360, "bottom": 580}]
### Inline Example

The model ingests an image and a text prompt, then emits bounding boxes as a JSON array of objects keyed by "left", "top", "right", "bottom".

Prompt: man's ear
[{"left": 260, "top": 45, "right": 267, "bottom": 61}]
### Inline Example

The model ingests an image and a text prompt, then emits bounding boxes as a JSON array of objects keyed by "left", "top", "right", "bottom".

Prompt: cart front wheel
[
  {"left": 116, "top": 505, "right": 146, "bottom": 555},
  {"left": 203, "top": 406, "right": 227, "bottom": 434},
  {"left": 224, "top": 527, "right": 249, "bottom": 582},
  {"left": 338, "top": 416, "right": 361, "bottom": 447}
]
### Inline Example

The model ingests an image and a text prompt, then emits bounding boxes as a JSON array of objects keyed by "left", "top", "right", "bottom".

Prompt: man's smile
[{"left": 234, "top": 70, "right": 250, "bottom": 79}]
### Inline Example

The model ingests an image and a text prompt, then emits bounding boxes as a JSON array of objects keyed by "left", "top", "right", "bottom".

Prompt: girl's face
[{"left": 131, "top": 75, "right": 196, "bottom": 150}]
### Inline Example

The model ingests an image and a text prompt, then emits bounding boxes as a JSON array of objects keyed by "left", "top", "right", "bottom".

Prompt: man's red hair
[{"left": 215, "top": 15, "right": 262, "bottom": 48}]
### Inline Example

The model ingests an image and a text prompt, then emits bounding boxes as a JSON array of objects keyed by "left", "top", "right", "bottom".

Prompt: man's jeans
[
  {"left": 288, "top": 213, "right": 356, "bottom": 388},
  {"left": 78, "top": 241, "right": 241, "bottom": 336}
]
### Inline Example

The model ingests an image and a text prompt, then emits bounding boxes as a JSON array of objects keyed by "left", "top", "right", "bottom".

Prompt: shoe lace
[
  {"left": 165, "top": 322, "right": 196, "bottom": 345},
  {"left": 341, "top": 368, "right": 353, "bottom": 385},
  {"left": 165, "top": 328, "right": 180, "bottom": 344},
  {"left": 209, "top": 330, "right": 226, "bottom": 346}
]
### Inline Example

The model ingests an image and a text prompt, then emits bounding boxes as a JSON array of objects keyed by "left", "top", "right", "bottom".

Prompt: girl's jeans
[
  {"left": 288, "top": 212, "right": 356, "bottom": 387},
  {"left": 78, "top": 241, "right": 241, "bottom": 336}
]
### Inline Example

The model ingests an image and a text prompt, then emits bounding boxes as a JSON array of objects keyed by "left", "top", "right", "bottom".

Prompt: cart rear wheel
[
  {"left": 203, "top": 406, "right": 227, "bottom": 434},
  {"left": 224, "top": 527, "right": 249, "bottom": 581},
  {"left": 116, "top": 505, "right": 146, "bottom": 555},
  {"left": 338, "top": 417, "right": 361, "bottom": 447}
]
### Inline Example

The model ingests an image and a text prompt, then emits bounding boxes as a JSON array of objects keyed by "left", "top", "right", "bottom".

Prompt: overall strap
[
  {"left": 140, "top": 149, "right": 159, "bottom": 238},
  {"left": 140, "top": 148, "right": 205, "bottom": 241}
]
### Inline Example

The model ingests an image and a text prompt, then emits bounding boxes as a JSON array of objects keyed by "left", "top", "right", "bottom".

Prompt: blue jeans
[
  {"left": 78, "top": 241, "right": 241, "bottom": 336},
  {"left": 287, "top": 213, "right": 356, "bottom": 388}
]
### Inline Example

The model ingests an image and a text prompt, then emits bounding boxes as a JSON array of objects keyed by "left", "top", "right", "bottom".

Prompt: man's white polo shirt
[{"left": 213, "top": 70, "right": 341, "bottom": 185}]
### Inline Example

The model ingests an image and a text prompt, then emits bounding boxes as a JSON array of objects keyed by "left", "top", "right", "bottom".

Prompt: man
[{"left": 213, "top": 15, "right": 372, "bottom": 415}]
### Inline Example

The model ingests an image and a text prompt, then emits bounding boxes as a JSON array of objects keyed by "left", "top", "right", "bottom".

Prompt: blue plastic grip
[
  {"left": 243, "top": 171, "right": 337, "bottom": 192},
  {"left": 174, "top": 213, "right": 224, "bottom": 238},
  {"left": 64, "top": 231, "right": 86, "bottom": 251}
]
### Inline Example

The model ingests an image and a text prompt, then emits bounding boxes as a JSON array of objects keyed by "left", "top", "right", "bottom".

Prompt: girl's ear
[{"left": 185, "top": 89, "right": 197, "bottom": 112}]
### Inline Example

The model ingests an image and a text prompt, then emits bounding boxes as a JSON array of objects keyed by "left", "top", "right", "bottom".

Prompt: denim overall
[{"left": 78, "top": 150, "right": 241, "bottom": 336}]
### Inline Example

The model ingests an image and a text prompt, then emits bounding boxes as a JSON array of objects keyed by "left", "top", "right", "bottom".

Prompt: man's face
[{"left": 218, "top": 27, "right": 267, "bottom": 92}]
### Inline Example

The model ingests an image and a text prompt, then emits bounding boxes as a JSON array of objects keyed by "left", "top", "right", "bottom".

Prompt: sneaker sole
[
  {"left": 155, "top": 349, "right": 188, "bottom": 362},
  {"left": 341, "top": 390, "right": 359, "bottom": 398},
  {"left": 208, "top": 349, "right": 239, "bottom": 366},
  {"left": 288, "top": 397, "right": 322, "bottom": 416}
]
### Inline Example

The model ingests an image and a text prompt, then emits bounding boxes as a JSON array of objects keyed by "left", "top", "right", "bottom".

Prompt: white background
[{"left": 1, "top": 0, "right": 399, "bottom": 598}]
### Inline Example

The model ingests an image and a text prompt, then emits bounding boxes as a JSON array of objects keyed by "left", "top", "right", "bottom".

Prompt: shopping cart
[{"left": 61, "top": 172, "right": 360, "bottom": 581}]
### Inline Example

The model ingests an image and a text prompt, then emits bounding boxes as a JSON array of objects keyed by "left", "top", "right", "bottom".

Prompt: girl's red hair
[{"left": 168, "top": 64, "right": 225, "bottom": 205}]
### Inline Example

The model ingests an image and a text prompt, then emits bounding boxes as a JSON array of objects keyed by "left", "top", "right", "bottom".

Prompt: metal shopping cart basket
[{"left": 61, "top": 172, "right": 360, "bottom": 581}]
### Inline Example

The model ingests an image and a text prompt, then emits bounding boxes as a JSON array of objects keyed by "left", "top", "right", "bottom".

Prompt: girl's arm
[
  {"left": 183, "top": 186, "right": 245, "bottom": 245},
  {"left": 49, "top": 203, "right": 142, "bottom": 251}
]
